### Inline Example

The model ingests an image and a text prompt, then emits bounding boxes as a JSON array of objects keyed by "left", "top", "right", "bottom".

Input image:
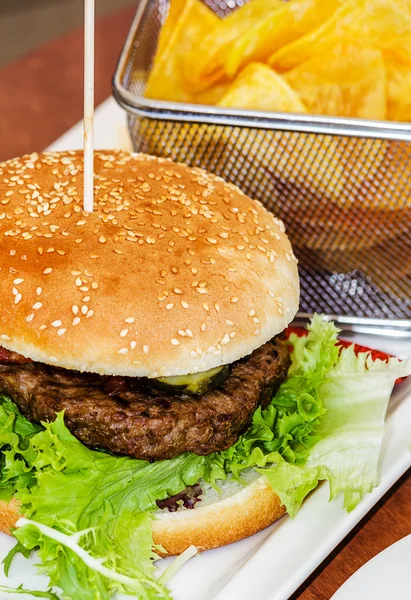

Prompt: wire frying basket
[{"left": 113, "top": 0, "right": 411, "bottom": 335}]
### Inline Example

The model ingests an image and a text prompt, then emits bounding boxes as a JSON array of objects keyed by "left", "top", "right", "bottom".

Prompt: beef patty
[{"left": 0, "top": 337, "right": 290, "bottom": 460}]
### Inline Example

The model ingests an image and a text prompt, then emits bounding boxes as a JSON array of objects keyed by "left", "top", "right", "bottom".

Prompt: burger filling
[{"left": 0, "top": 336, "right": 290, "bottom": 461}]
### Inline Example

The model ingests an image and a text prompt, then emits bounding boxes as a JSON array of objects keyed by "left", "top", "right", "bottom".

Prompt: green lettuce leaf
[
  {"left": 205, "top": 314, "right": 341, "bottom": 481},
  {"left": 0, "top": 585, "right": 59, "bottom": 599},
  {"left": 0, "top": 399, "right": 205, "bottom": 600},
  {"left": 260, "top": 345, "right": 411, "bottom": 516}
]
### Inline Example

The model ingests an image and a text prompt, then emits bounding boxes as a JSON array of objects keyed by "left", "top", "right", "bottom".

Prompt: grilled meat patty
[{"left": 0, "top": 336, "right": 290, "bottom": 460}]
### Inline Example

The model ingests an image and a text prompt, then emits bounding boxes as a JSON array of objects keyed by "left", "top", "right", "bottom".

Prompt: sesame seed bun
[
  {"left": 0, "top": 150, "right": 299, "bottom": 378},
  {"left": 0, "top": 475, "right": 285, "bottom": 555}
]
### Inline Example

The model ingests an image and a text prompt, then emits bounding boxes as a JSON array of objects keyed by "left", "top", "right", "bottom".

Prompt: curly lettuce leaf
[
  {"left": 260, "top": 347, "right": 411, "bottom": 516},
  {"left": 0, "top": 400, "right": 205, "bottom": 599},
  {"left": 0, "top": 398, "right": 40, "bottom": 502},
  {"left": 205, "top": 315, "right": 341, "bottom": 482},
  {"left": 0, "top": 585, "right": 59, "bottom": 599}
]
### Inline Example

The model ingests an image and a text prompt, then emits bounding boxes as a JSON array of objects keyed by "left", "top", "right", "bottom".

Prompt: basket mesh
[{"left": 120, "top": 0, "right": 411, "bottom": 320}]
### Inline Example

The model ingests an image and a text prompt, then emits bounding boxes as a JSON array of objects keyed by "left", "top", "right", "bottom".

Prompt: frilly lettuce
[
  {"left": 259, "top": 333, "right": 411, "bottom": 516},
  {"left": 205, "top": 315, "right": 341, "bottom": 480},
  {"left": 0, "top": 400, "right": 205, "bottom": 599}
]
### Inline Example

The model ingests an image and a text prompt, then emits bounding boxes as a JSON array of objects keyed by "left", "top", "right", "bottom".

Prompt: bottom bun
[
  {"left": 0, "top": 498, "right": 20, "bottom": 535},
  {"left": 152, "top": 475, "right": 285, "bottom": 556},
  {"left": 0, "top": 476, "right": 285, "bottom": 556}
]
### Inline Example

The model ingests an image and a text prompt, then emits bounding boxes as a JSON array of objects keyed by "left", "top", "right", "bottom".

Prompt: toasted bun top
[{"left": 0, "top": 150, "right": 299, "bottom": 377}]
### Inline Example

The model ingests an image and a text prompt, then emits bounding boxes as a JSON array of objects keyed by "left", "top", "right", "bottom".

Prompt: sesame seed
[
  {"left": 178, "top": 330, "right": 187, "bottom": 337},
  {"left": 14, "top": 294, "right": 22, "bottom": 305},
  {"left": 221, "top": 334, "right": 230, "bottom": 345},
  {"left": 99, "top": 236, "right": 106, "bottom": 244},
  {"left": 81, "top": 306, "right": 88, "bottom": 315},
  {"left": 231, "top": 297, "right": 239, "bottom": 303},
  {"left": 186, "top": 329, "right": 193, "bottom": 338},
  {"left": 1, "top": 334, "right": 10, "bottom": 341},
  {"left": 120, "top": 329, "right": 128, "bottom": 337},
  {"left": 125, "top": 317, "right": 135, "bottom": 324},
  {"left": 249, "top": 309, "right": 256, "bottom": 316},
  {"left": 43, "top": 268, "right": 52, "bottom": 275},
  {"left": 171, "top": 338, "right": 180, "bottom": 346},
  {"left": 143, "top": 345, "right": 149, "bottom": 354},
  {"left": 13, "top": 278, "right": 24, "bottom": 285},
  {"left": 165, "top": 303, "right": 174, "bottom": 310},
  {"left": 118, "top": 348, "right": 128, "bottom": 355},
  {"left": 173, "top": 288, "right": 183, "bottom": 294},
  {"left": 181, "top": 301, "right": 189, "bottom": 309},
  {"left": 57, "top": 328, "right": 66, "bottom": 336},
  {"left": 86, "top": 310, "right": 94, "bottom": 318},
  {"left": 52, "top": 320, "right": 62, "bottom": 327},
  {"left": 130, "top": 341, "right": 137, "bottom": 350},
  {"left": 33, "top": 302, "right": 42, "bottom": 310},
  {"left": 200, "top": 322, "right": 207, "bottom": 331},
  {"left": 226, "top": 320, "right": 234, "bottom": 326},
  {"left": 26, "top": 313, "right": 35, "bottom": 323}
]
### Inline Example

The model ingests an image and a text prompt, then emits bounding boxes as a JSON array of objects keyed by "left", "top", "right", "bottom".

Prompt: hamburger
[{"left": 0, "top": 150, "right": 408, "bottom": 599}]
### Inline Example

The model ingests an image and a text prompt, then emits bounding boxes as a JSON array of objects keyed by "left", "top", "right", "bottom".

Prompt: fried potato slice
[
  {"left": 195, "top": 82, "right": 231, "bottom": 106},
  {"left": 218, "top": 63, "right": 307, "bottom": 113},
  {"left": 183, "top": 0, "right": 284, "bottom": 92},
  {"left": 269, "top": 0, "right": 411, "bottom": 72},
  {"left": 155, "top": 0, "right": 186, "bottom": 59},
  {"left": 284, "top": 44, "right": 386, "bottom": 119},
  {"left": 386, "top": 59, "right": 411, "bottom": 122},
  {"left": 145, "top": 0, "right": 219, "bottom": 103},
  {"left": 225, "top": 0, "right": 345, "bottom": 79}
]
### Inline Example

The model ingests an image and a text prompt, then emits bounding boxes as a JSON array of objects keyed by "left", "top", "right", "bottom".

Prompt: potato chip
[
  {"left": 225, "top": 0, "right": 345, "bottom": 78},
  {"left": 218, "top": 63, "right": 307, "bottom": 113},
  {"left": 386, "top": 60, "right": 411, "bottom": 121},
  {"left": 183, "top": 0, "right": 284, "bottom": 92},
  {"left": 195, "top": 82, "right": 230, "bottom": 106},
  {"left": 155, "top": 0, "right": 186, "bottom": 59},
  {"left": 145, "top": 0, "right": 219, "bottom": 103},
  {"left": 284, "top": 45, "right": 386, "bottom": 119},
  {"left": 269, "top": 0, "right": 411, "bottom": 72}
]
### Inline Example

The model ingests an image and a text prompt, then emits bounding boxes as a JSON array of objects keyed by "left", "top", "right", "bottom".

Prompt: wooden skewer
[{"left": 83, "top": 0, "right": 95, "bottom": 213}]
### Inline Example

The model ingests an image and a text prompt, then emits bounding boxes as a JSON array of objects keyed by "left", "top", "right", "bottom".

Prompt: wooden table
[{"left": 1, "top": 5, "right": 410, "bottom": 598}]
